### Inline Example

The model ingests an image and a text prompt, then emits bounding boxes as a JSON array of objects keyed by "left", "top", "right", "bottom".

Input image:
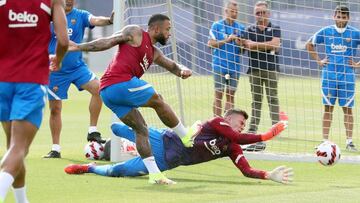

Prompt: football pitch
[{"left": 1, "top": 75, "right": 360, "bottom": 202}]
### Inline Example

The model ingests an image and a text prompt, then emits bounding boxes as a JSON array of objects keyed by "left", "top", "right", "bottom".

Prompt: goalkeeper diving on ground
[{"left": 65, "top": 109, "right": 293, "bottom": 184}]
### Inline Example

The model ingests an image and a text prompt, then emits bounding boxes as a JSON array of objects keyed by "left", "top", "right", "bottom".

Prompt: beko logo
[{"left": 8, "top": 9, "right": 38, "bottom": 28}]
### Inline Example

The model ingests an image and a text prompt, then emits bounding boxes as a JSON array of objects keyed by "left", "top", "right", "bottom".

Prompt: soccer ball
[
  {"left": 316, "top": 141, "right": 341, "bottom": 166},
  {"left": 84, "top": 141, "right": 104, "bottom": 160}
]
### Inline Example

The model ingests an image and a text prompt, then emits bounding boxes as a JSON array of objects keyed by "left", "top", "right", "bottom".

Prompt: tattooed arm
[
  {"left": 153, "top": 47, "right": 192, "bottom": 79},
  {"left": 68, "top": 25, "right": 141, "bottom": 52}
]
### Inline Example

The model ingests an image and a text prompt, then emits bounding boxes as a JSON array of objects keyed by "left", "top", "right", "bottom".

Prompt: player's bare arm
[
  {"left": 153, "top": 47, "right": 192, "bottom": 79},
  {"left": 50, "top": 0, "right": 69, "bottom": 71},
  {"left": 68, "top": 25, "right": 141, "bottom": 52},
  {"left": 207, "top": 34, "right": 239, "bottom": 49},
  {"left": 245, "top": 37, "right": 280, "bottom": 52},
  {"left": 90, "top": 11, "right": 114, "bottom": 26},
  {"left": 305, "top": 41, "right": 328, "bottom": 67}
]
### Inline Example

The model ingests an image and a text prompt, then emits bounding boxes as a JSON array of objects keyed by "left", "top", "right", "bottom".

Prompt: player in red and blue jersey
[
  {"left": 44, "top": 0, "right": 114, "bottom": 159},
  {"left": 67, "top": 14, "right": 193, "bottom": 184},
  {"left": 65, "top": 109, "right": 293, "bottom": 185},
  {"left": 0, "top": 0, "right": 68, "bottom": 202},
  {"left": 306, "top": 6, "right": 360, "bottom": 151}
]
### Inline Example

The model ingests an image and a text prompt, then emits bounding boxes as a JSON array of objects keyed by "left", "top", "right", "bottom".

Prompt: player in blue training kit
[
  {"left": 44, "top": 0, "right": 114, "bottom": 158},
  {"left": 208, "top": 0, "right": 245, "bottom": 117},
  {"left": 65, "top": 109, "right": 293, "bottom": 185},
  {"left": 306, "top": 5, "right": 360, "bottom": 151}
]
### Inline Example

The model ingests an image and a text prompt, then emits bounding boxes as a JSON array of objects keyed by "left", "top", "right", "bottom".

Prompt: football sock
[
  {"left": 13, "top": 186, "right": 29, "bottom": 203},
  {"left": 88, "top": 126, "right": 98, "bottom": 134},
  {"left": 171, "top": 122, "right": 187, "bottom": 138},
  {"left": 51, "top": 144, "right": 61, "bottom": 152},
  {"left": 143, "top": 156, "right": 161, "bottom": 174},
  {"left": 88, "top": 165, "right": 111, "bottom": 176},
  {"left": 0, "top": 172, "right": 14, "bottom": 201},
  {"left": 346, "top": 139, "right": 353, "bottom": 145}
]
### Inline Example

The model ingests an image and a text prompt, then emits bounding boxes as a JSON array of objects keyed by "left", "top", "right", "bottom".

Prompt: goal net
[{"left": 111, "top": 0, "right": 360, "bottom": 163}]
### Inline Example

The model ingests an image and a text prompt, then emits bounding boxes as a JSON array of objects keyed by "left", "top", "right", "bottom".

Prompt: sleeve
[
  {"left": 308, "top": 28, "right": 325, "bottom": 45},
  {"left": 209, "top": 22, "right": 221, "bottom": 40},
  {"left": 273, "top": 25, "right": 281, "bottom": 38},
  {"left": 207, "top": 117, "right": 263, "bottom": 144},
  {"left": 228, "top": 143, "right": 267, "bottom": 179},
  {"left": 81, "top": 9, "right": 95, "bottom": 29}
]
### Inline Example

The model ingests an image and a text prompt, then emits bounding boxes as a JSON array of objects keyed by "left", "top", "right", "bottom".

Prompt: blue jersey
[
  {"left": 209, "top": 19, "right": 245, "bottom": 74},
  {"left": 310, "top": 25, "right": 360, "bottom": 82},
  {"left": 48, "top": 8, "right": 94, "bottom": 73}
]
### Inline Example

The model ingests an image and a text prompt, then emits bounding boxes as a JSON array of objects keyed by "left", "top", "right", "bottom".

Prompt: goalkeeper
[{"left": 65, "top": 109, "right": 293, "bottom": 184}]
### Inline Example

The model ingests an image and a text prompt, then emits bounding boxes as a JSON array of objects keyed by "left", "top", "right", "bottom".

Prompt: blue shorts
[
  {"left": 213, "top": 71, "right": 240, "bottom": 91},
  {"left": 48, "top": 65, "right": 97, "bottom": 100},
  {"left": 106, "top": 122, "right": 168, "bottom": 177},
  {"left": 100, "top": 77, "right": 155, "bottom": 118},
  {"left": 0, "top": 82, "right": 47, "bottom": 128},
  {"left": 322, "top": 79, "right": 355, "bottom": 107}
]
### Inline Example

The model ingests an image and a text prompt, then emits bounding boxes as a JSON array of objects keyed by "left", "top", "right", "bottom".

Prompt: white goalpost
[{"left": 110, "top": 0, "right": 360, "bottom": 163}]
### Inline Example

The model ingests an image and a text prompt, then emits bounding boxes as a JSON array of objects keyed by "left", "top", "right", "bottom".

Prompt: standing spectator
[
  {"left": 306, "top": 6, "right": 360, "bottom": 151},
  {"left": 208, "top": 0, "right": 245, "bottom": 117},
  {"left": 0, "top": 0, "right": 68, "bottom": 202},
  {"left": 44, "top": 0, "right": 113, "bottom": 158},
  {"left": 243, "top": 1, "right": 281, "bottom": 151}
]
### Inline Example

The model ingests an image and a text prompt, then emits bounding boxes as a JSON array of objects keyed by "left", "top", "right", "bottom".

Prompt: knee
[
  {"left": 148, "top": 93, "right": 165, "bottom": 108},
  {"left": 50, "top": 104, "right": 61, "bottom": 115}
]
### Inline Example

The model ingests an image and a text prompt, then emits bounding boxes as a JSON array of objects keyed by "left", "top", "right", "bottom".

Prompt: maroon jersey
[
  {"left": 0, "top": 0, "right": 52, "bottom": 84},
  {"left": 163, "top": 117, "right": 267, "bottom": 179},
  {"left": 100, "top": 30, "right": 154, "bottom": 90}
]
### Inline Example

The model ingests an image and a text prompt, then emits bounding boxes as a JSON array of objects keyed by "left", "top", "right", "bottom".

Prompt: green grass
[{"left": 1, "top": 75, "right": 360, "bottom": 202}]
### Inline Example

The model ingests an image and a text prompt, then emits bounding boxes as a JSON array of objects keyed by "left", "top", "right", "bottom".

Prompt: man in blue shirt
[
  {"left": 44, "top": 0, "right": 113, "bottom": 158},
  {"left": 306, "top": 5, "right": 360, "bottom": 151},
  {"left": 208, "top": 0, "right": 245, "bottom": 117}
]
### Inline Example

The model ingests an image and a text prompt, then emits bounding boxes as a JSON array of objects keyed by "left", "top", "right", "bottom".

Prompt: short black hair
[
  {"left": 224, "top": 108, "right": 248, "bottom": 120},
  {"left": 334, "top": 5, "right": 350, "bottom": 17},
  {"left": 148, "top": 14, "right": 170, "bottom": 27}
]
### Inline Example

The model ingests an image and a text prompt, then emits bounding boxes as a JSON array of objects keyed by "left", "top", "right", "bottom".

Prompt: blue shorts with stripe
[
  {"left": 48, "top": 65, "right": 97, "bottom": 100},
  {"left": 322, "top": 79, "right": 355, "bottom": 107},
  {"left": 103, "top": 122, "right": 169, "bottom": 177},
  {"left": 0, "top": 82, "right": 47, "bottom": 128},
  {"left": 100, "top": 77, "right": 155, "bottom": 118}
]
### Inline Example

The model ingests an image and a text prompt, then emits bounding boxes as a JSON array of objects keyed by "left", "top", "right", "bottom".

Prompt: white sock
[
  {"left": 13, "top": 186, "right": 29, "bottom": 203},
  {"left": 346, "top": 139, "right": 353, "bottom": 145},
  {"left": 88, "top": 126, "right": 98, "bottom": 134},
  {"left": 142, "top": 156, "right": 161, "bottom": 174},
  {"left": 171, "top": 122, "right": 187, "bottom": 138},
  {"left": 0, "top": 172, "right": 14, "bottom": 201},
  {"left": 51, "top": 144, "right": 61, "bottom": 152}
]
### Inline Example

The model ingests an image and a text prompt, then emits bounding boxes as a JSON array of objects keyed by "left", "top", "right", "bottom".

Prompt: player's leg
[
  {"left": 0, "top": 83, "right": 46, "bottom": 202},
  {"left": 213, "top": 72, "right": 225, "bottom": 117},
  {"left": 321, "top": 80, "right": 336, "bottom": 141},
  {"left": 338, "top": 82, "right": 356, "bottom": 151},
  {"left": 225, "top": 72, "right": 239, "bottom": 113},
  {"left": 265, "top": 70, "right": 280, "bottom": 125},
  {"left": 74, "top": 68, "right": 104, "bottom": 143},
  {"left": 44, "top": 73, "right": 72, "bottom": 158},
  {"left": 100, "top": 82, "right": 175, "bottom": 184}
]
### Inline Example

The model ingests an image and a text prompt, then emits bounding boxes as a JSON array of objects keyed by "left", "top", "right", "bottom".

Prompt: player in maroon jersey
[
  {"left": 0, "top": 0, "right": 68, "bottom": 202},
  {"left": 65, "top": 109, "right": 293, "bottom": 185},
  {"left": 68, "top": 14, "right": 193, "bottom": 184}
]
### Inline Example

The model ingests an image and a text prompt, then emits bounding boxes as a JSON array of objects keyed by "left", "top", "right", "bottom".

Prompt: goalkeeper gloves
[
  {"left": 261, "top": 121, "right": 288, "bottom": 141},
  {"left": 267, "top": 166, "right": 294, "bottom": 184}
]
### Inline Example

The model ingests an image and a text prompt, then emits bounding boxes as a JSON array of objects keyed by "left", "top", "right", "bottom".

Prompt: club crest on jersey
[
  {"left": 8, "top": 9, "right": 39, "bottom": 28},
  {"left": 71, "top": 19, "right": 76, "bottom": 25},
  {"left": 140, "top": 54, "right": 150, "bottom": 72}
]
